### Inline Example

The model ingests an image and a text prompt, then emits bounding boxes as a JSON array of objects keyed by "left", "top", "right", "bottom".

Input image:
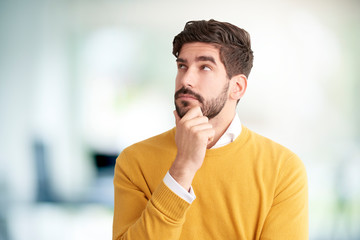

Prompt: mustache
[{"left": 174, "top": 87, "right": 204, "bottom": 104}]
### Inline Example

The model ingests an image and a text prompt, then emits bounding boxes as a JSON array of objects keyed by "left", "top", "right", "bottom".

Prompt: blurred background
[{"left": 0, "top": 0, "right": 359, "bottom": 239}]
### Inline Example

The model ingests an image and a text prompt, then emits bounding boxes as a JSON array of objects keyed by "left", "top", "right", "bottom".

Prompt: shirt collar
[{"left": 211, "top": 113, "right": 242, "bottom": 149}]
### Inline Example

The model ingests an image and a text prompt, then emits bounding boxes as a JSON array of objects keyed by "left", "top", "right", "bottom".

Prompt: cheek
[
  {"left": 174, "top": 76, "right": 181, "bottom": 90},
  {"left": 208, "top": 80, "right": 228, "bottom": 96},
  {"left": 175, "top": 71, "right": 186, "bottom": 88}
]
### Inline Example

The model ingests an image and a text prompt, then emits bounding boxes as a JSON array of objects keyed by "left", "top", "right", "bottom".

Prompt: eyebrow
[{"left": 176, "top": 56, "right": 217, "bottom": 65}]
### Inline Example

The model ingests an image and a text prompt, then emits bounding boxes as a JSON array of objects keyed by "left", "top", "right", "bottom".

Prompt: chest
[{"left": 181, "top": 155, "right": 277, "bottom": 239}]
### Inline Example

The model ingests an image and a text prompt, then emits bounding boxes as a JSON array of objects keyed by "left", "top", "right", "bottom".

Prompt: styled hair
[{"left": 173, "top": 19, "right": 254, "bottom": 78}]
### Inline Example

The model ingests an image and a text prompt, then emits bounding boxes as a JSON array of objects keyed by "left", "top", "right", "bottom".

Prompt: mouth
[{"left": 176, "top": 94, "right": 199, "bottom": 101}]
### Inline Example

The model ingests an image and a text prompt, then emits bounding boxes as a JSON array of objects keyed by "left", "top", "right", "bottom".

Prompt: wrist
[{"left": 169, "top": 160, "right": 197, "bottom": 191}]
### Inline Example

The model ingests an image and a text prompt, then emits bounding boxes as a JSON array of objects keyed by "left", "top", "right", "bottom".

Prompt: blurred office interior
[{"left": 0, "top": 0, "right": 359, "bottom": 239}]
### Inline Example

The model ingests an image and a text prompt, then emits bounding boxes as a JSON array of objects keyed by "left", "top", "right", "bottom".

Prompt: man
[{"left": 113, "top": 19, "right": 308, "bottom": 239}]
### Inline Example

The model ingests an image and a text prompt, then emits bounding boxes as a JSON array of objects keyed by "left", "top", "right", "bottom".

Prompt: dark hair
[{"left": 173, "top": 19, "right": 254, "bottom": 78}]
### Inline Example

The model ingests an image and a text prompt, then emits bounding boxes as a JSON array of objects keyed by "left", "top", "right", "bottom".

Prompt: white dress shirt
[{"left": 163, "top": 113, "right": 242, "bottom": 203}]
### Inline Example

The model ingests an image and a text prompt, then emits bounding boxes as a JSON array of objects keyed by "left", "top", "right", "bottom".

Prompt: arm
[
  {"left": 260, "top": 155, "right": 309, "bottom": 240},
  {"left": 113, "top": 107, "right": 214, "bottom": 239},
  {"left": 113, "top": 150, "right": 191, "bottom": 240}
]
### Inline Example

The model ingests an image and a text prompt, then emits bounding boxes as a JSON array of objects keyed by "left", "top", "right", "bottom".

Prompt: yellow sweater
[{"left": 113, "top": 126, "right": 308, "bottom": 240}]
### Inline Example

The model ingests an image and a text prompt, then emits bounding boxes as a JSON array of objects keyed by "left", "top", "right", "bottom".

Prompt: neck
[{"left": 207, "top": 109, "right": 236, "bottom": 149}]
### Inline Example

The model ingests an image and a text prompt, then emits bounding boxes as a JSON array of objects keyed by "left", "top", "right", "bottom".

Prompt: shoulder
[
  {"left": 242, "top": 126, "right": 307, "bottom": 191},
  {"left": 117, "top": 128, "right": 177, "bottom": 167},
  {"left": 124, "top": 128, "right": 176, "bottom": 154},
  {"left": 244, "top": 126, "right": 296, "bottom": 157},
  {"left": 114, "top": 128, "right": 177, "bottom": 194},
  {"left": 242, "top": 126, "right": 305, "bottom": 172}
]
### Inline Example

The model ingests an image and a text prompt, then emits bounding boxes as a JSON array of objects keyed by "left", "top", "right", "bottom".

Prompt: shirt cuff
[{"left": 163, "top": 171, "right": 196, "bottom": 204}]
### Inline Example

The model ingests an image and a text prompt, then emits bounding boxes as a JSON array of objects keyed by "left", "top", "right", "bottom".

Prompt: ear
[{"left": 229, "top": 74, "right": 247, "bottom": 101}]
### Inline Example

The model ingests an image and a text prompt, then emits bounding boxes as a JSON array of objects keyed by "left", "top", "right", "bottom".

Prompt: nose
[{"left": 179, "top": 68, "right": 196, "bottom": 88}]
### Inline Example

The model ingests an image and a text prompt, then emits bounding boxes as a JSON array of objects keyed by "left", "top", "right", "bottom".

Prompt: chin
[{"left": 175, "top": 104, "right": 191, "bottom": 118}]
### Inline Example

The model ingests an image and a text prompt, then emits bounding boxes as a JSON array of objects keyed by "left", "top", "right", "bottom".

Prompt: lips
[{"left": 177, "top": 94, "right": 198, "bottom": 101}]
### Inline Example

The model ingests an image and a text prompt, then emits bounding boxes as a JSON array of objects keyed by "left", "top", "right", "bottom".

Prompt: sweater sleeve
[
  {"left": 260, "top": 154, "right": 309, "bottom": 240},
  {"left": 112, "top": 150, "right": 191, "bottom": 240}
]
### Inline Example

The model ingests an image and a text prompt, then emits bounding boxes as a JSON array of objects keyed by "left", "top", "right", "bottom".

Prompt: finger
[
  {"left": 184, "top": 116, "right": 209, "bottom": 129},
  {"left": 181, "top": 106, "right": 203, "bottom": 121},
  {"left": 207, "top": 129, "right": 215, "bottom": 143},
  {"left": 192, "top": 127, "right": 215, "bottom": 145},
  {"left": 203, "top": 128, "right": 215, "bottom": 144},
  {"left": 190, "top": 123, "right": 213, "bottom": 132}
]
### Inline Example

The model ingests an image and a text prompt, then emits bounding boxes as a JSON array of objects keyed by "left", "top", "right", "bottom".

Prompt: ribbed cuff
[
  {"left": 163, "top": 171, "right": 196, "bottom": 204},
  {"left": 151, "top": 181, "right": 191, "bottom": 221}
]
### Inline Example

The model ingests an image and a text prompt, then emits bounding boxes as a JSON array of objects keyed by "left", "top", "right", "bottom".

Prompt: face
[{"left": 174, "top": 42, "right": 230, "bottom": 119}]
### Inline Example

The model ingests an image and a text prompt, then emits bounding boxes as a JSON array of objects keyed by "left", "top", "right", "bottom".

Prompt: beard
[{"left": 174, "top": 81, "right": 229, "bottom": 119}]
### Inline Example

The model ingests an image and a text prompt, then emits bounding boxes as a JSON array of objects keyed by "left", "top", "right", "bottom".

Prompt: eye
[
  {"left": 201, "top": 65, "right": 211, "bottom": 71},
  {"left": 177, "top": 63, "right": 187, "bottom": 69}
]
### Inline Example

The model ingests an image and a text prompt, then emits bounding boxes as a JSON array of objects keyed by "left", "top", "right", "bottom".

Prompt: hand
[{"left": 169, "top": 106, "right": 215, "bottom": 191}]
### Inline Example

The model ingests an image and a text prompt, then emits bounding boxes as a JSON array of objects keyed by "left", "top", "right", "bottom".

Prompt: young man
[{"left": 113, "top": 19, "right": 308, "bottom": 239}]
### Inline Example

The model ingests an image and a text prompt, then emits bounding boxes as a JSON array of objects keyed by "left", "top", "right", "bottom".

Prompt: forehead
[{"left": 178, "top": 42, "right": 221, "bottom": 60}]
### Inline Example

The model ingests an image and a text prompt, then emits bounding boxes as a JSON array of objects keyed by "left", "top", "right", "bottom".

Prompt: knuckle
[{"left": 183, "top": 121, "right": 191, "bottom": 129}]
